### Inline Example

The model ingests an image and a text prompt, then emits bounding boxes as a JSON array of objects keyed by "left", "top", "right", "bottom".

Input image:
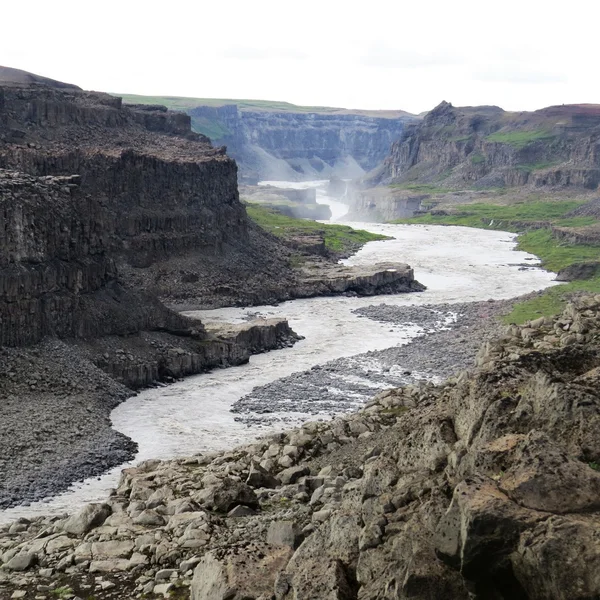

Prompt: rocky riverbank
[
  {"left": 1, "top": 297, "right": 599, "bottom": 599},
  {"left": 0, "top": 320, "right": 301, "bottom": 510},
  {"left": 232, "top": 299, "right": 511, "bottom": 426}
]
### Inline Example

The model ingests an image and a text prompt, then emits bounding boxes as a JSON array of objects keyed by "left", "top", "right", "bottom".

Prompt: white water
[{"left": 0, "top": 181, "right": 559, "bottom": 523}]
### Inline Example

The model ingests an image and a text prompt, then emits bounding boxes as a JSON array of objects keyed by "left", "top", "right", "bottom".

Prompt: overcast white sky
[{"left": 2, "top": 0, "right": 598, "bottom": 114}]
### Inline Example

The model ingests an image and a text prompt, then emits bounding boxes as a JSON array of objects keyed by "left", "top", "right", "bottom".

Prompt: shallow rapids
[{"left": 0, "top": 181, "right": 558, "bottom": 522}]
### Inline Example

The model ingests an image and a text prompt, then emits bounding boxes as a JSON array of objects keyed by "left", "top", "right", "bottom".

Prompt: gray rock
[
  {"left": 267, "top": 521, "right": 300, "bottom": 549},
  {"left": 4, "top": 552, "right": 37, "bottom": 571},
  {"left": 62, "top": 503, "right": 111, "bottom": 536},
  {"left": 133, "top": 509, "right": 166, "bottom": 527},
  {"left": 278, "top": 466, "right": 310, "bottom": 486}
]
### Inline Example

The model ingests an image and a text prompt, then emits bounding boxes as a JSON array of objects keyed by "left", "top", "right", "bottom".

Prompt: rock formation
[
  {"left": 0, "top": 68, "right": 426, "bottom": 507},
  {"left": 368, "top": 101, "right": 600, "bottom": 190},
  {"left": 184, "top": 104, "right": 416, "bottom": 181},
  {"left": 1, "top": 296, "right": 599, "bottom": 598}
]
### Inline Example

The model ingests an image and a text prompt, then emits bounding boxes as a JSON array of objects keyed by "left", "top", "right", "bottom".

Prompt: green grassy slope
[
  {"left": 393, "top": 201, "right": 600, "bottom": 323},
  {"left": 246, "top": 204, "right": 388, "bottom": 255},
  {"left": 115, "top": 94, "right": 412, "bottom": 118}
]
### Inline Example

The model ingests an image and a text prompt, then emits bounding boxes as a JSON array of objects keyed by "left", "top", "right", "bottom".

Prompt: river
[{"left": 0, "top": 181, "right": 558, "bottom": 523}]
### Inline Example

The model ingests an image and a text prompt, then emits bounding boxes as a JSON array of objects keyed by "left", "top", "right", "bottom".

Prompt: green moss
[
  {"left": 470, "top": 153, "right": 486, "bottom": 165},
  {"left": 189, "top": 116, "right": 230, "bottom": 140},
  {"left": 590, "top": 462, "right": 600, "bottom": 472},
  {"left": 486, "top": 129, "right": 555, "bottom": 148},
  {"left": 115, "top": 94, "right": 407, "bottom": 118},
  {"left": 246, "top": 204, "right": 389, "bottom": 254}
]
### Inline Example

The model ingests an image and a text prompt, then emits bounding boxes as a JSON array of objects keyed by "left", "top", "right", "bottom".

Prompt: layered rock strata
[
  {"left": 2, "top": 298, "right": 599, "bottom": 599},
  {"left": 368, "top": 101, "right": 600, "bottom": 190},
  {"left": 187, "top": 104, "right": 416, "bottom": 181}
]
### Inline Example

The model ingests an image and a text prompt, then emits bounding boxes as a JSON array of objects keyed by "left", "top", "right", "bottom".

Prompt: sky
[{"left": 2, "top": 0, "right": 599, "bottom": 114}]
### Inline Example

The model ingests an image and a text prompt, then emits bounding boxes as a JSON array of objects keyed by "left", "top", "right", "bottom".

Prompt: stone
[
  {"left": 91, "top": 540, "right": 134, "bottom": 559},
  {"left": 89, "top": 559, "right": 131, "bottom": 573},
  {"left": 195, "top": 478, "right": 258, "bottom": 513},
  {"left": 5, "top": 553, "right": 37, "bottom": 571},
  {"left": 62, "top": 503, "right": 111, "bottom": 536},
  {"left": 153, "top": 582, "right": 175, "bottom": 596},
  {"left": 156, "top": 568, "right": 178, "bottom": 581},
  {"left": 191, "top": 545, "right": 292, "bottom": 600},
  {"left": 133, "top": 509, "right": 166, "bottom": 527},
  {"left": 267, "top": 521, "right": 300, "bottom": 549},
  {"left": 512, "top": 514, "right": 600, "bottom": 600},
  {"left": 246, "top": 462, "right": 279, "bottom": 489},
  {"left": 435, "top": 478, "right": 541, "bottom": 579},
  {"left": 312, "top": 510, "right": 332, "bottom": 523},
  {"left": 227, "top": 505, "right": 256, "bottom": 518},
  {"left": 278, "top": 466, "right": 310, "bottom": 486}
]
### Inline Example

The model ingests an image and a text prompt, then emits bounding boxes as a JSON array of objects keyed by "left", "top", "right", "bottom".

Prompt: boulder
[
  {"left": 195, "top": 478, "right": 258, "bottom": 513},
  {"left": 61, "top": 503, "right": 112, "bottom": 536}
]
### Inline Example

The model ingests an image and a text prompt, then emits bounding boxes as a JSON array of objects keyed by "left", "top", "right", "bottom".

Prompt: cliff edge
[{"left": 368, "top": 100, "right": 600, "bottom": 190}]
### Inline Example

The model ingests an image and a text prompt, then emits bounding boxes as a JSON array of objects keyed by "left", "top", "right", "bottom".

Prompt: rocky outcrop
[
  {"left": 4, "top": 295, "right": 599, "bottom": 598},
  {"left": 0, "top": 65, "right": 81, "bottom": 89},
  {"left": 186, "top": 104, "right": 416, "bottom": 181},
  {"left": 345, "top": 187, "right": 425, "bottom": 221},
  {"left": 296, "top": 262, "right": 424, "bottom": 296},
  {"left": 240, "top": 184, "right": 332, "bottom": 220},
  {"left": 555, "top": 261, "right": 600, "bottom": 281},
  {"left": 368, "top": 101, "right": 600, "bottom": 190}
]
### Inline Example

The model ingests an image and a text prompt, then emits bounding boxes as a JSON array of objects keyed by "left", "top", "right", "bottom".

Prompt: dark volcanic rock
[{"left": 0, "top": 65, "right": 81, "bottom": 89}]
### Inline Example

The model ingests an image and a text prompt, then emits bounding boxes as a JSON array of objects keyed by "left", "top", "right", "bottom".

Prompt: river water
[{"left": 0, "top": 181, "right": 558, "bottom": 523}]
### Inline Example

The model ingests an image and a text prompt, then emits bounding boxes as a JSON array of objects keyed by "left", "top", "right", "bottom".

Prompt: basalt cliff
[
  {"left": 0, "top": 68, "right": 422, "bottom": 507},
  {"left": 367, "top": 101, "right": 600, "bottom": 190}
]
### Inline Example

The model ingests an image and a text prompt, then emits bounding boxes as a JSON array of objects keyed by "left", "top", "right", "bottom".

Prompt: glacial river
[{"left": 0, "top": 181, "right": 558, "bottom": 522}]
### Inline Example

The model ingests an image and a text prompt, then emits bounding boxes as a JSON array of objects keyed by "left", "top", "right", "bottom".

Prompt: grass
[
  {"left": 504, "top": 278, "right": 600, "bottom": 324},
  {"left": 515, "top": 161, "right": 559, "bottom": 173},
  {"left": 388, "top": 183, "right": 453, "bottom": 194},
  {"left": 392, "top": 200, "right": 589, "bottom": 229},
  {"left": 470, "top": 153, "right": 486, "bottom": 165},
  {"left": 115, "top": 94, "right": 409, "bottom": 118},
  {"left": 393, "top": 199, "right": 600, "bottom": 323},
  {"left": 190, "top": 116, "right": 231, "bottom": 140},
  {"left": 486, "top": 129, "right": 555, "bottom": 148},
  {"left": 516, "top": 229, "right": 600, "bottom": 272},
  {"left": 245, "top": 204, "right": 388, "bottom": 254},
  {"left": 51, "top": 587, "right": 73, "bottom": 599}
]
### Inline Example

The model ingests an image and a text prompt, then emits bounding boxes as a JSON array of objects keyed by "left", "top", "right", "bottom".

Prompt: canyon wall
[
  {"left": 187, "top": 104, "right": 415, "bottom": 181},
  {"left": 368, "top": 101, "right": 600, "bottom": 190},
  {"left": 0, "top": 81, "right": 254, "bottom": 347}
]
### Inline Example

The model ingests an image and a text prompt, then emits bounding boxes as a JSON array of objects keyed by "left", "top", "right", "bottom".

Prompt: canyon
[
  {"left": 1, "top": 67, "right": 599, "bottom": 600},
  {"left": 119, "top": 95, "right": 416, "bottom": 182},
  {"left": 0, "top": 69, "right": 421, "bottom": 510}
]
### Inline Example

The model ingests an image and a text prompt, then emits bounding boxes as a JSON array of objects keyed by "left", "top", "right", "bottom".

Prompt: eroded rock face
[
  {"left": 1, "top": 298, "right": 599, "bottom": 599},
  {"left": 368, "top": 100, "right": 600, "bottom": 190},
  {"left": 187, "top": 104, "right": 416, "bottom": 181}
]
